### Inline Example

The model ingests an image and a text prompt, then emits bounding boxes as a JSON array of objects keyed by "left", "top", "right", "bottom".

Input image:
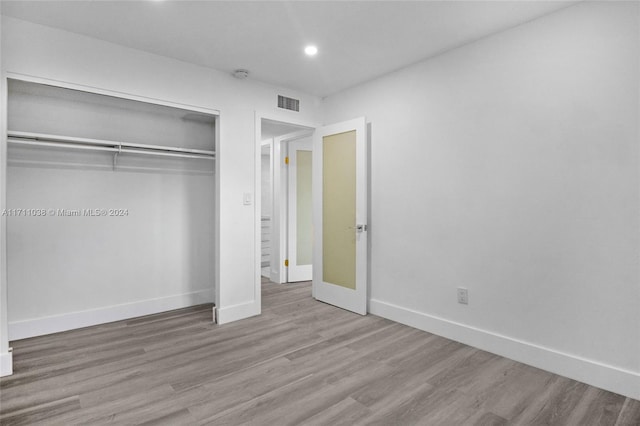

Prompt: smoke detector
[{"left": 233, "top": 69, "right": 249, "bottom": 79}]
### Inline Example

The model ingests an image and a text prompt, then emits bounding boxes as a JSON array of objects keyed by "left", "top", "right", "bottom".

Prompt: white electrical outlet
[{"left": 457, "top": 288, "right": 468, "bottom": 305}]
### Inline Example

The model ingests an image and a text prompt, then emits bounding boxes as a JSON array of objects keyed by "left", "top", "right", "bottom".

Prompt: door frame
[
  {"left": 272, "top": 130, "right": 313, "bottom": 284},
  {"left": 254, "top": 113, "right": 319, "bottom": 302}
]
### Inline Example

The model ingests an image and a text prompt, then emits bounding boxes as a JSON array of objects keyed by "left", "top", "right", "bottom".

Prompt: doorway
[
  {"left": 259, "top": 118, "right": 313, "bottom": 286},
  {"left": 256, "top": 115, "right": 369, "bottom": 317}
]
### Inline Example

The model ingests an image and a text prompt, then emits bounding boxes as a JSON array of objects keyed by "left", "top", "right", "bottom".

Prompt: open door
[
  {"left": 287, "top": 137, "right": 313, "bottom": 282},
  {"left": 312, "top": 117, "right": 367, "bottom": 315}
]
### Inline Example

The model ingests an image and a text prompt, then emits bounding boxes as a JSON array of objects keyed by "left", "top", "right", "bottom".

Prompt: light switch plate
[{"left": 457, "top": 288, "right": 468, "bottom": 305}]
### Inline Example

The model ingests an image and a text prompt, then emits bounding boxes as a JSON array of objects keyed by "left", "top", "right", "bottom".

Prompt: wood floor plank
[
  {"left": 565, "top": 386, "right": 627, "bottom": 426},
  {"left": 615, "top": 398, "right": 640, "bottom": 426},
  {"left": 467, "top": 411, "right": 509, "bottom": 426},
  {"left": 427, "top": 348, "right": 514, "bottom": 395},
  {"left": 361, "top": 382, "right": 444, "bottom": 425},
  {"left": 0, "top": 395, "right": 81, "bottom": 426},
  {"left": 201, "top": 355, "right": 393, "bottom": 425},
  {"left": 350, "top": 345, "right": 476, "bottom": 411},
  {"left": 31, "top": 385, "right": 177, "bottom": 425},
  {"left": 476, "top": 363, "right": 557, "bottom": 420},
  {"left": 188, "top": 346, "right": 364, "bottom": 421},
  {"left": 0, "top": 367, "right": 143, "bottom": 416},
  {"left": 1, "top": 280, "right": 637, "bottom": 425},
  {"left": 301, "top": 396, "right": 372, "bottom": 426},
  {"left": 137, "top": 408, "right": 196, "bottom": 426},
  {"left": 511, "top": 374, "right": 589, "bottom": 425},
  {"left": 167, "top": 327, "right": 324, "bottom": 392}
]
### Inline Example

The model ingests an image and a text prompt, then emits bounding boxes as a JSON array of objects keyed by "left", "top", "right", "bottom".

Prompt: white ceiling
[{"left": 0, "top": 1, "right": 577, "bottom": 97}]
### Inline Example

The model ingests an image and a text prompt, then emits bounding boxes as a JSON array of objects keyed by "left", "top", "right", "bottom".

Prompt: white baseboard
[
  {"left": 369, "top": 298, "right": 640, "bottom": 400},
  {"left": 1, "top": 349, "right": 13, "bottom": 376},
  {"left": 8, "top": 289, "right": 214, "bottom": 340},
  {"left": 216, "top": 300, "right": 260, "bottom": 325}
]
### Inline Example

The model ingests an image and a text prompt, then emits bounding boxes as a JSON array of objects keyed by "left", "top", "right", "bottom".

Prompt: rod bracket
[{"left": 113, "top": 143, "right": 122, "bottom": 170}]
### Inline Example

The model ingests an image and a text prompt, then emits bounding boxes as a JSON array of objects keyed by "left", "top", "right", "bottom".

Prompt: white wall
[
  {"left": 323, "top": 1, "right": 639, "bottom": 399},
  {"left": 8, "top": 79, "right": 217, "bottom": 151},
  {"left": 0, "top": 15, "right": 322, "bottom": 363},
  {"left": 7, "top": 167, "right": 214, "bottom": 333}
]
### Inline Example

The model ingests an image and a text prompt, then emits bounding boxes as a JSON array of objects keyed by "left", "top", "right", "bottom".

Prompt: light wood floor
[{"left": 1, "top": 280, "right": 639, "bottom": 425}]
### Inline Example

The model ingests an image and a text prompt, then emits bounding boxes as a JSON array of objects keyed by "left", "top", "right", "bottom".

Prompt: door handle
[{"left": 348, "top": 224, "right": 367, "bottom": 232}]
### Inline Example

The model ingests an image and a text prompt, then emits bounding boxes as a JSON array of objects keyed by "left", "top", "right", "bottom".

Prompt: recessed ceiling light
[{"left": 304, "top": 45, "right": 318, "bottom": 56}]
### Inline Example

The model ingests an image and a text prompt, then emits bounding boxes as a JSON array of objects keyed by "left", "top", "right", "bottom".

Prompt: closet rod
[
  {"left": 120, "top": 147, "right": 214, "bottom": 160},
  {"left": 7, "top": 130, "right": 216, "bottom": 158},
  {"left": 7, "top": 138, "right": 215, "bottom": 160},
  {"left": 7, "top": 138, "right": 119, "bottom": 153}
]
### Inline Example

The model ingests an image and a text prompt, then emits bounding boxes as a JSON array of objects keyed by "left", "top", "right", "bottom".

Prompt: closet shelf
[{"left": 7, "top": 130, "right": 216, "bottom": 160}]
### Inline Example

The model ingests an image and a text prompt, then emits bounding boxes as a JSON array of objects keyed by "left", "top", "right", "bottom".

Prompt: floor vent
[{"left": 278, "top": 95, "right": 300, "bottom": 112}]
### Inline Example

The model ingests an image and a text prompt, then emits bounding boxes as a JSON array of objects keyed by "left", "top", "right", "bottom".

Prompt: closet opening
[{"left": 4, "top": 78, "right": 218, "bottom": 340}]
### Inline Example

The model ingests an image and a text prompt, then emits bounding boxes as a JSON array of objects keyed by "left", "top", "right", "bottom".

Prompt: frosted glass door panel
[
  {"left": 296, "top": 150, "right": 313, "bottom": 266},
  {"left": 287, "top": 136, "right": 313, "bottom": 283},
  {"left": 322, "top": 131, "right": 356, "bottom": 290}
]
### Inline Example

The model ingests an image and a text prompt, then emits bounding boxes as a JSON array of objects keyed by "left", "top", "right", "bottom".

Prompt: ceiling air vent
[{"left": 278, "top": 95, "right": 300, "bottom": 112}]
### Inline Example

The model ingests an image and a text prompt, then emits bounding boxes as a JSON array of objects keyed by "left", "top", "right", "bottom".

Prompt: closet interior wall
[{"left": 6, "top": 80, "right": 216, "bottom": 339}]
